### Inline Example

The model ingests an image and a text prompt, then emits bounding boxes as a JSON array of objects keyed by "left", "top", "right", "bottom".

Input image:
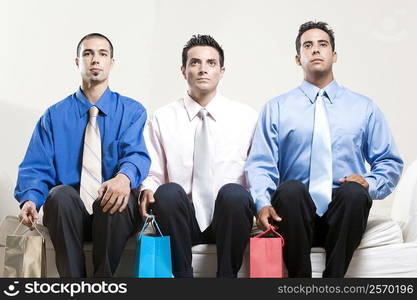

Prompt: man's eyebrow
[{"left": 318, "top": 40, "right": 329, "bottom": 44}]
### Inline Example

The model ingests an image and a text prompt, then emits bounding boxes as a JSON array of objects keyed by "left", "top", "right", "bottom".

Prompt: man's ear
[
  {"left": 181, "top": 66, "right": 186, "bottom": 79},
  {"left": 75, "top": 57, "right": 79, "bottom": 68},
  {"left": 333, "top": 52, "right": 337, "bottom": 63},
  {"left": 295, "top": 55, "right": 301, "bottom": 66},
  {"left": 110, "top": 58, "right": 115, "bottom": 69},
  {"left": 219, "top": 66, "right": 225, "bottom": 79}
]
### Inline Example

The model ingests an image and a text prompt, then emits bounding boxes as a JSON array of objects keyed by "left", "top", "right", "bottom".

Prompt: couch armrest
[{"left": 391, "top": 158, "right": 417, "bottom": 242}]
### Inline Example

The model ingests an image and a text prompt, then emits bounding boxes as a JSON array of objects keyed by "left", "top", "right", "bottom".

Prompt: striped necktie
[
  {"left": 309, "top": 89, "right": 333, "bottom": 216},
  {"left": 80, "top": 106, "right": 102, "bottom": 215}
]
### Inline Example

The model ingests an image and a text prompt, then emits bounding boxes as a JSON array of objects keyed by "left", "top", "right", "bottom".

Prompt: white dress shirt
[{"left": 141, "top": 93, "right": 258, "bottom": 223}]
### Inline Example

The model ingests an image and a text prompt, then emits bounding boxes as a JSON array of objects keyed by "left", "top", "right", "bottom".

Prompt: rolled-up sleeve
[
  {"left": 117, "top": 106, "right": 151, "bottom": 189},
  {"left": 140, "top": 115, "right": 167, "bottom": 193},
  {"left": 14, "top": 110, "right": 56, "bottom": 210},
  {"left": 245, "top": 100, "right": 280, "bottom": 212},
  {"left": 363, "top": 102, "right": 403, "bottom": 200}
]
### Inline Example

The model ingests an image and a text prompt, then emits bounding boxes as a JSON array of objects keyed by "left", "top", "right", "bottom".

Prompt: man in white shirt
[{"left": 140, "top": 35, "right": 258, "bottom": 277}]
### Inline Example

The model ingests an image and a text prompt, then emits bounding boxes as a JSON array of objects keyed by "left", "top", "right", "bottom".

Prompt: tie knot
[
  {"left": 89, "top": 106, "right": 99, "bottom": 118},
  {"left": 198, "top": 109, "right": 208, "bottom": 119},
  {"left": 317, "top": 89, "right": 325, "bottom": 98}
]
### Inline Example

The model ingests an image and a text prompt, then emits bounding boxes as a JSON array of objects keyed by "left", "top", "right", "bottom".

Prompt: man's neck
[
  {"left": 81, "top": 80, "right": 108, "bottom": 104},
  {"left": 188, "top": 89, "right": 217, "bottom": 107},
  {"left": 304, "top": 72, "right": 334, "bottom": 89}
]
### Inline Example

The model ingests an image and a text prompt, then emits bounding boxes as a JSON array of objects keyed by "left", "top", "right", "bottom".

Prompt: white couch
[{"left": 1, "top": 159, "right": 417, "bottom": 277}]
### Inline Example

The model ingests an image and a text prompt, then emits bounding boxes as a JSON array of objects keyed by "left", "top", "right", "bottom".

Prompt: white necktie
[
  {"left": 309, "top": 89, "right": 333, "bottom": 216},
  {"left": 80, "top": 106, "right": 102, "bottom": 215},
  {"left": 192, "top": 109, "right": 214, "bottom": 231}
]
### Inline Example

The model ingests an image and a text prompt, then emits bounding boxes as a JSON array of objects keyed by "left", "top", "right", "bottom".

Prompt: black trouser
[
  {"left": 43, "top": 185, "right": 140, "bottom": 278},
  {"left": 150, "top": 182, "right": 255, "bottom": 278},
  {"left": 271, "top": 180, "right": 372, "bottom": 278}
]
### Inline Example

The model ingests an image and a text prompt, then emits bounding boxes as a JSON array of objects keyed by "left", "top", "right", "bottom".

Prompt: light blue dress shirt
[
  {"left": 245, "top": 80, "right": 403, "bottom": 212},
  {"left": 14, "top": 87, "right": 151, "bottom": 210}
]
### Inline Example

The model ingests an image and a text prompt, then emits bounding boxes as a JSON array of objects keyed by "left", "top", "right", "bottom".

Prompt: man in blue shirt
[
  {"left": 245, "top": 21, "right": 403, "bottom": 277},
  {"left": 14, "top": 33, "right": 150, "bottom": 277}
]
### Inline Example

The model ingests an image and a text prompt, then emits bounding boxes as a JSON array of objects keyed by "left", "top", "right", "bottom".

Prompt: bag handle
[
  {"left": 138, "top": 215, "right": 164, "bottom": 237},
  {"left": 254, "top": 225, "right": 285, "bottom": 246},
  {"left": 13, "top": 218, "right": 45, "bottom": 239}
]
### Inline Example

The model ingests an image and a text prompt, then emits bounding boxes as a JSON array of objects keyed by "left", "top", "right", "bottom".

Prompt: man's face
[
  {"left": 181, "top": 46, "right": 225, "bottom": 94},
  {"left": 296, "top": 28, "right": 337, "bottom": 76},
  {"left": 76, "top": 37, "right": 114, "bottom": 84}
]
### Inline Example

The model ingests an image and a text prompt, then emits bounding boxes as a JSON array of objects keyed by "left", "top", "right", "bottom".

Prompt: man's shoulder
[
  {"left": 264, "top": 87, "right": 301, "bottom": 107},
  {"left": 112, "top": 91, "right": 146, "bottom": 112},
  {"left": 46, "top": 93, "right": 76, "bottom": 114},
  {"left": 220, "top": 95, "right": 257, "bottom": 116},
  {"left": 341, "top": 86, "right": 374, "bottom": 105},
  {"left": 152, "top": 98, "right": 184, "bottom": 118}
]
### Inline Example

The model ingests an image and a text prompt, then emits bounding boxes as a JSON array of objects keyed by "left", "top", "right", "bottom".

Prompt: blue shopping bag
[{"left": 134, "top": 215, "right": 173, "bottom": 278}]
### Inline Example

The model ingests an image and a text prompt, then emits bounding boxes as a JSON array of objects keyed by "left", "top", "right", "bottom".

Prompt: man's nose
[
  {"left": 198, "top": 63, "right": 208, "bottom": 74},
  {"left": 91, "top": 53, "right": 100, "bottom": 65}
]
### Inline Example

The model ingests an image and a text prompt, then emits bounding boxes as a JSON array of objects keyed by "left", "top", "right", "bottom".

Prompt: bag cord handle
[
  {"left": 138, "top": 215, "right": 164, "bottom": 237},
  {"left": 254, "top": 225, "right": 285, "bottom": 246},
  {"left": 13, "top": 218, "right": 45, "bottom": 239}
]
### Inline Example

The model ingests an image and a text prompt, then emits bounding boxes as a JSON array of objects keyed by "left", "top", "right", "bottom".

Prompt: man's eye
[
  {"left": 304, "top": 44, "right": 311, "bottom": 49},
  {"left": 321, "top": 43, "right": 328, "bottom": 47},
  {"left": 209, "top": 61, "right": 216, "bottom": 66},
  {"left": 83, "top": 52, "right": 91, "bottom": 56},
  {"left": 101, "top": 52, "right": 108, "bottom": 56}
]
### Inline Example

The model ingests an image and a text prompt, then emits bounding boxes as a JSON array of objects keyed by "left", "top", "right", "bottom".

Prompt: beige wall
[{"left": 1, "top": 0, "right": 416, "bottom": 218}]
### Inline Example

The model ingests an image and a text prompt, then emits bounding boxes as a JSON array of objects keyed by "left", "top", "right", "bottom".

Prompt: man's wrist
[{"left": 116, "top": 173, "right": 131, "bottom": 185}]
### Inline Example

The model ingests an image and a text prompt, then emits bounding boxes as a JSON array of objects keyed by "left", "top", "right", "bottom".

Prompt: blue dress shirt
[
  {"left": 245, "top": 80, "right": 404, "bottom": 212},
  {"left": 15, "top": 87, "right": 151, "bottom": 210}
]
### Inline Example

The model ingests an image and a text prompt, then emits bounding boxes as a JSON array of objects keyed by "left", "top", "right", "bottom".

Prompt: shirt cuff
[
  {"left": 118, "top": 162, "right": 138, "bottom": 189},
  {"left": 255, "top": 197, "right": 272, "bottom": 213},
  {"left": 364, "top": 175, "right": 377, "bottom": 200},
  {"left": 140, "top": 177, "right": 160, "bottom": 193},
  {"left": 17, "top": 191, "right": 45, "bottom": 211}
]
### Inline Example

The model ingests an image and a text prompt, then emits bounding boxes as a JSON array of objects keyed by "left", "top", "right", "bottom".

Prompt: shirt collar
[
  {"left": 299, "top": 79, "right": 341, "bottom": 104},
  {"left": 183, "top": 92, "right": 221, "bottom": 121},
  {"left": 75, "top": 87, "right": 113, "bottom": 118}
]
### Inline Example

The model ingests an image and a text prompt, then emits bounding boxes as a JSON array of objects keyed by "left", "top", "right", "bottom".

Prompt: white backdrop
[{"left": 1, "top": 0, "right": 416, "bottom": 218}]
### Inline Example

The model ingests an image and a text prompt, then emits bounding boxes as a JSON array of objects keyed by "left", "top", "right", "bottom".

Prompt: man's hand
[
  {"left": 339, "top": 174, "right": 369, "bottom": 190},
  {"left": 256, "top": 205, "right": 282, "bottom": 231},
  {"left": 18, "top": 201, "right": 38, "bottom": 231},
  {"left": 139, "top": 189, "right": 155, "bottom": 219},
  {"left": 98, "top": 173, "right": 131, "bottom": 214}
]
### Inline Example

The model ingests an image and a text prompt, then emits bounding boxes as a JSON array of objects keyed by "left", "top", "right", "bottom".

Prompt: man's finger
[
  {"left": 98, "top": 183, "right": 107, "bottom": 200},
  {"left": 110, "top": 195, "right": 124, "bottom": 214},
  {"left": 103, "top": 192, "right": 118, "bottom": 213},
  {"left": 100, "top": 188, "right": 112, "bottom": 207},
  {"left": 118, "top": 195, "right": 129, "bottom": 213},
  {"left": 140, "top": 198, "right": 149, "bottom": 218},
  {"left": 269, "top": 208, "right": 282, "bottom": 222}
]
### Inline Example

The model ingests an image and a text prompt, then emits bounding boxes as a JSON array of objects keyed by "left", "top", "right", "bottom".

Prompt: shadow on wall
[{"left": 0, "top": 100, "right": 43, "bottom": 220}]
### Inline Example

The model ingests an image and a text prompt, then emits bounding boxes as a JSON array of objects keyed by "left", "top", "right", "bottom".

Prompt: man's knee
[
  {"left": 338, "top": 182, "right": 371, "bottom": 208},
  {"left": 46, "top": 185, "right": 79, "bottom": 210},
  {"left": 153, "top": 182, "right": 188, "bottom": 211},
  {"left": 216, "top": 183, "right": 252, "bottom": 211},
  {"left": 275, "top": 180, "right": 308, "bottom": 206}
]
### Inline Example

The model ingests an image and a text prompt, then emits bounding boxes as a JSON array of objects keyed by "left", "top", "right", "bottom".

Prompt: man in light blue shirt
[
  {"left": 245, "top": 21, "right": 403, "bottom": 277},
  {"left": 15, "top": 33, "right": 150, "bottom": 277}
]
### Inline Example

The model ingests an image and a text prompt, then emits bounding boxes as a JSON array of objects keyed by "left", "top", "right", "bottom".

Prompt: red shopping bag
[{"left": 249, "top": 225, "right": 285, "bottom": 278}]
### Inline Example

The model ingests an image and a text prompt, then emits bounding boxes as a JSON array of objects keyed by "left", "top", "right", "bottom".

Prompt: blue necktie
[{"left": 309, "top": 89, "right": 333, "bottom": 216}]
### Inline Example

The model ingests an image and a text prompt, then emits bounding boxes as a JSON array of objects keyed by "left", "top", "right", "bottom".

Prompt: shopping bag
[
  {"left": 134, "top": 215, "right": 173, "bottom": 278},
  {"left": 249, "top": 225, "right": 285, "bottom": 278},
  {"left": 3, "top": 219, "right": 46, "bottom": 277}
]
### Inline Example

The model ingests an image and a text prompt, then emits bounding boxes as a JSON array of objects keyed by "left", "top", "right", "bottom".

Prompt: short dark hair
[
  {"left": 295, "top": 21, "right": 335, "bottom": 55},
  {"left": 76, "top": 33, "right": 114, "bottom": 58},
  {"left": 182, "top": 34, "right": 224, "bottom": 68}
]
